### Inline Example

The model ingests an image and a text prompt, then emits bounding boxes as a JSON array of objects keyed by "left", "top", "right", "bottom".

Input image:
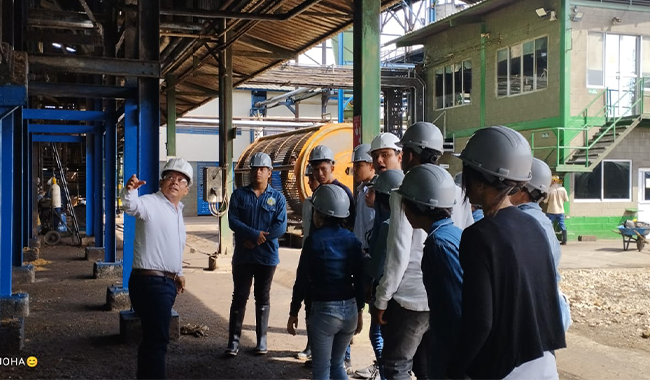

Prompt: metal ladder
[{"left": 52, "top": 143, "right": 81, "bottom": 245}]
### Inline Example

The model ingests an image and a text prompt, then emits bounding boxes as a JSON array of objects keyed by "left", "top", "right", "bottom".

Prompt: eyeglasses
[{"left": 162, "top": 174, "right": 189, "bottom": 186}]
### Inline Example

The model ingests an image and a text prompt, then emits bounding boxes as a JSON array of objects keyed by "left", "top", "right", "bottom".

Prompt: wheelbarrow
[{"left": 614, "top": 225, "right": 650, "bottom": 252}]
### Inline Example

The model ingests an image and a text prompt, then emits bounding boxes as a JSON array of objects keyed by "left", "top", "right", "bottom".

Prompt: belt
[{"left": 131, "top": 268, "right": 178, "bottom": 280}]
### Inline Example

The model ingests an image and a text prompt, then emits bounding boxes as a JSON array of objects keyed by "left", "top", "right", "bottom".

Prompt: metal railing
[{"left": 531, "top": 76, "right": 647, "bottom": 169}]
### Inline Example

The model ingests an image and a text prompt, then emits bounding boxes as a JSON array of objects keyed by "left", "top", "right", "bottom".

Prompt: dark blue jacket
[
  {"left": 228, "top": 184, "right": 287, "bottom": 266},
  {"left": 290, "top": 225, "right": 365, "bottom": 316},
  {"left": 422, "top": 218, "right": 463, "bottom": 378}
]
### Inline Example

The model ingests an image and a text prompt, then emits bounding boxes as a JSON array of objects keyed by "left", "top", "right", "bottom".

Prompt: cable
[{"left": 209, "top": 194, "right": 229, "bottom": 218}]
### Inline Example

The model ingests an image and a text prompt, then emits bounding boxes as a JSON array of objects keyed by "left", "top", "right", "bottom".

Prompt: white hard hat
[
  {"left": 305, "top": 164, "right": 313, "bottom": 177},
  {"left": 162, "top": 157, "right": 193, "bottom": 186},
  {"left": 352, "top": 144, "right": 373, "bottom": 163},
  {"left": 370, "top": 133, "right": 401, "bottom": 153},
  {"left": 371, "top": 169, "right": 404, "bottom": 195},
  {"left": 250, "top": 152, "right": 273, "bottom": 169},
  {"left": 525, "top": 158, "right": 552, "bottom": 194},
  {"left": 309, "top": 145, "right": 335, "bottom": 163}
]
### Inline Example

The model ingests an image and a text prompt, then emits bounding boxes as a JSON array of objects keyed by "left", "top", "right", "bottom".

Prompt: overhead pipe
[{"left": 159, "top": 0, "right": 331, "bottom": 21}]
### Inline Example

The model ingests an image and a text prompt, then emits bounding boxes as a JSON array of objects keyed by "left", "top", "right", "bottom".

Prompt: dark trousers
[
  {"left": 380, "top": 299, "right": 430, "bottom": 380},
  {"left": 129, "top": 274, "right": 177, "bottom": 379},
  {"left": 231, "top": 263, "right": 277, "bottom": 310}
]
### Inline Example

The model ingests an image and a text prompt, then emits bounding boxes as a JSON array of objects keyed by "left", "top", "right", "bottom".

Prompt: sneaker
[
  {"left": 354, "top": 362, "right": 378, "bottom": 379},
  {"left": 295, "top": 348, "right": 312, "bottom": 360},
  {"left": 345, "top": 360, "right": 354, "bottom": 375}
]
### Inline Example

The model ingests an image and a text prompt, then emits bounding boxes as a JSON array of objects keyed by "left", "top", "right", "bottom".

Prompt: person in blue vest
[
  {"left": 397, "top": 164, "right": 463, "bottom": 378},
  {"left": 510, "top": 158, "right": 572, "bottom": 332},
  {"left": 226, "top": 152, "right": 287, "bottom": 356}
]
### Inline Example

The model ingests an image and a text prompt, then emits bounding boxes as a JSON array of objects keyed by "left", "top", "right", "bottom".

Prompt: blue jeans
[
  {"left": 129, "top": 274, "right": 177, "bottom": 379},
  {"left": 547, "top": 213, "right": 566, "bottom": 231},
  {"left": 308, "top": 298, "right": 358, "bottom": 380},
  {"left": 380, "top": 300, "right": 430, "bottom": 380}
]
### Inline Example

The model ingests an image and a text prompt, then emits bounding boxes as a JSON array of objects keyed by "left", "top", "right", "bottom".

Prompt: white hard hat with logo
[
  {"left": 370, "top": 132, "right": 401, "bottom": 153},
  {"left": 162, "top": 157, "right": 193, "bottom": 186},
  {"left": 309, "top": 145, "right": 336, "bottom": 164}
]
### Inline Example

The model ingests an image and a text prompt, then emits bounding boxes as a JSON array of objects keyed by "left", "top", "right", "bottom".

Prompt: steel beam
[
  {"left": 26, "top": 9, "right": 95, "bottom": 30},
  {"left": 24, "top": 109, "right": 105, "bottom": 121},
  {"left": 1, "top": 108, "right": 15, "bottom": 296},
  {"left": 237, "top": 35, "right": 294, "bottom": 57},
  {"left": 28, "top": 124, "right": 96, "bottom": 134},
  {"left": 104, "top": 112, "right": 117, "bottom": 262},
  {"left": 28, "top": 54, "right": 160, "bottom": 78},
  {"left": 29, "top": 82, "right": 137, "bottom": 99},
  {"left": 218, "top": 20, "right": 234, "bottom": 258},
  {"left": 138, "top": 0, "right": 160, "bottom": 194},
  {"left": 24, "top": 31, "right": 97, "bottom": 46},
  {"left": 32, "top": 134, "right": 86, "bottom": 143},
  {"left": 85, "top": 135, "right": 94, "bottom": 236},
  {"left": 24, "top": 120, "right": 32, "bottom": 247},
  {"left": 159, "top": 1, "right": 322, "bottom": 21},
  {"left": 353, "top": 0, "right": 381, "bottom": 144},
  {"left": 166, "top": 75, "right": 176, "bottom": 157},
  {"left": 93, "top": 127, "right": 103, "bottom": 247}
]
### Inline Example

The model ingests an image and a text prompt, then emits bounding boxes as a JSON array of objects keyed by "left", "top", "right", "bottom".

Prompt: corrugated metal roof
[
  {"left": 390, "top": 0, "right": 518, "bottom": 47},
  {"left": 161, "top": 0, "right": 403, "bottom": 122},
  {"left": 161, "top": 0, "right": 408, "bottom": 122}
]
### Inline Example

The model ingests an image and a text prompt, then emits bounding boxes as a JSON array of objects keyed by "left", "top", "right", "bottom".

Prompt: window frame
[
  {"left": 434, "top": 58, "right": 472, "bottom": 110},
  {"left": 495, "top": 35, "right": 549, "bottom": 98},
  {"left": 586, "top": 32, "right": 606, "bottom": 89},
  {"left": 574, "top": 159, "right": 633, "bottom": 203}
]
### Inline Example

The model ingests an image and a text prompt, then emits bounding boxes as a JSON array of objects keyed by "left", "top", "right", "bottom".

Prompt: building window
[
  {"left": 588, "top": 33, "right": 605, "bottom": 87},
  {"left": 574, "top": 160, "right": 631, "bottom": 201},
  {"left": 643, "top": 37, "right": 650, "bottom": 90},
  {"left": 434, "top": 59, "right": 472, "bottom": 109},
  {"left": 496, "top": 36, "right": 548, "bottom": 97}
]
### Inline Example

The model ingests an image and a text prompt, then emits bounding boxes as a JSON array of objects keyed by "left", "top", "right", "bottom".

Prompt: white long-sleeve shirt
[
  {"left": 353, "top": 184, "right": 375, "bottom": 249},
  {"left": 51, "top": 184, "right": 62, "bottom": 208},
  {"left": 375, "top": 191, "right": 429, "bottom": 311},
  {"left": 452, "top": 185, "right": 474, "bottom": 230},
  {"left": 121, "top": 188, "right": 186, "bottom": 276}
]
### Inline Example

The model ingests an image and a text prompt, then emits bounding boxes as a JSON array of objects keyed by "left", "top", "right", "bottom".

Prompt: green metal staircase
[{"left": 532, "top": 77, "right": 649, "bottom": 173}]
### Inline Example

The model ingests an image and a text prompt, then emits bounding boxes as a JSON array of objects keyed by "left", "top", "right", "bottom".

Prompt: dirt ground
[{"left": 2, "top": 221, "right": 650, "bottom": 379}]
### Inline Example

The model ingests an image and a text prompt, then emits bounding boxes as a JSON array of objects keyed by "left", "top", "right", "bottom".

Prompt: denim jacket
[
  {"left": 290, "top": 225, "right": 365, "bottom": 317},
  {"left": 422, "top": 218, "right": 463, "bottom": 377},
  {"left": 228, "top": 184, "right": 287, "bottom": 266},
  {"left": 518, "top": 202, "right": 572, "bottom": 331}
]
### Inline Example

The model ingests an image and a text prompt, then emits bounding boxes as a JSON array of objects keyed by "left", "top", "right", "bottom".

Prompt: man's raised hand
[{"left": 126, "top": 174, "right": 146, "bottom": 191}]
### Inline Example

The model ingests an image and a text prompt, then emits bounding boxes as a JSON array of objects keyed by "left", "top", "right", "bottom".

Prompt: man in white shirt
[
  {"left": 372, "top": 122, "right": 472, "bottom": 379},
  {"left": 121, "top": 157, "right": 191, "bottom": 379}
]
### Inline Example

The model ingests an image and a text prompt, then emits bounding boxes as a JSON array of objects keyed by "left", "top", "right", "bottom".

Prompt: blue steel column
[
  {"left": 13, "top": 109, "right": 23, "bottom": 265},
  {"left": 85, "top": 135, "right": 94, "bottom": 236},
  {"left": 104, "top": 113, "right": 117, "bottom": 262},
  {"left": 122, "top": 99, "right": 137, "bottom": 289},
  {"left": 1, "top": 111, "right": 15, "bottom": 295},
  {"left": 23, "top": 116, "right": 31, "bottom": 246},
  {"left": 138, "top": 0, "right": 160, "bottom": 194},
  {"left": 93, "top": 128, "right": 104, "bottom": 247}
]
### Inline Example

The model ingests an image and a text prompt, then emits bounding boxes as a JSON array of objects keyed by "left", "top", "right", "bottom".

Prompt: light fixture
[
  {"left": 65, "top": 46, "right": 77, "bottom": 53},
  {"left": 571, "top": 11, "right": 584, "bottom": 22},
  {"left": 52, "top": 43, "right": 62, "bottom": 48},
  {"left": 535, "top": 7, "right": 548, "bottom": 17},
  {"left": 549, "top": 11, "right": 557, "bottom": 21},
  {"left": 612, "top": 16, "right": 622, "bottom": 24}
]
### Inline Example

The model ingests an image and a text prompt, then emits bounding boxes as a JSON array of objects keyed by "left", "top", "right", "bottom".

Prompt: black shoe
[
  {"left": 225, "top": 307, "right": 245, "bottom": 357},
  {"left": 295, "top": 344, "right": 311, "bottom": 360},
  {"left": 254, "top": 305, "right": 270, "bottom": 355},
  {"left": 561, "top": 230, "right": 568, "bottom": 245},
  {"left": 354, "top": 362, "right": 378, "bottom": 379}
]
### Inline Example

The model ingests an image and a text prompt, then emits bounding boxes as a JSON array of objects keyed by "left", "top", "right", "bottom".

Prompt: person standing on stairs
[{"left": 226, "top": 152, "right": 288, "bottom": 356}]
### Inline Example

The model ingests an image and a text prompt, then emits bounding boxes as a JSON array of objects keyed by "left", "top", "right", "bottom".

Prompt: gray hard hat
[
  {"left": 310, "top": 184, "right": 350, "bottom": 218},
  {"left": 398, "top": 122, "right": 444, "bottom": 154},
  {"left": 352, "top": 144, "right": 373, "bottom": 163},
  {"left": 525, "top": 158, "right": 552, "bottom": 194},
  {"left": 397, "top": 164, "right": 457, "bottom": 209},
  {"left": 454, "top": 172, "right": 462, "bottom": 187},
  {"left": 371, "top": 169, "right": 404, "bottom": 195},
  {"left": 309, "top": 145, "right": 335, "bottom": 163},
  {"left": 370, "top": 133, "right": 401, "bottom": 153},
  {"left": 250, "top": 152, "right": 273, "bottom": 169},
  {"left": 304, "top": 164, "right": 313, "bottom": 177},
  {"left": 459, "top": 126, "right": 532, "bottom": 182}
]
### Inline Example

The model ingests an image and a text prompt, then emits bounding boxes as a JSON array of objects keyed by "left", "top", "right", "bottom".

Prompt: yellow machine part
[{"left": 235, "top": 123, "right": 353, "bottom": 223}]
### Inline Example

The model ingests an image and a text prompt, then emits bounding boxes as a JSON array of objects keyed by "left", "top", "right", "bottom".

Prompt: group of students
[{"left": 281, "top": 123, "right": 571, "bottom": 380}]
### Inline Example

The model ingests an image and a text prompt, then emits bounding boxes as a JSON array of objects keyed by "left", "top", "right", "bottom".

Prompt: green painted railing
[{"left": 531, "top": 77, "right": 648, "bottom": 169}]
